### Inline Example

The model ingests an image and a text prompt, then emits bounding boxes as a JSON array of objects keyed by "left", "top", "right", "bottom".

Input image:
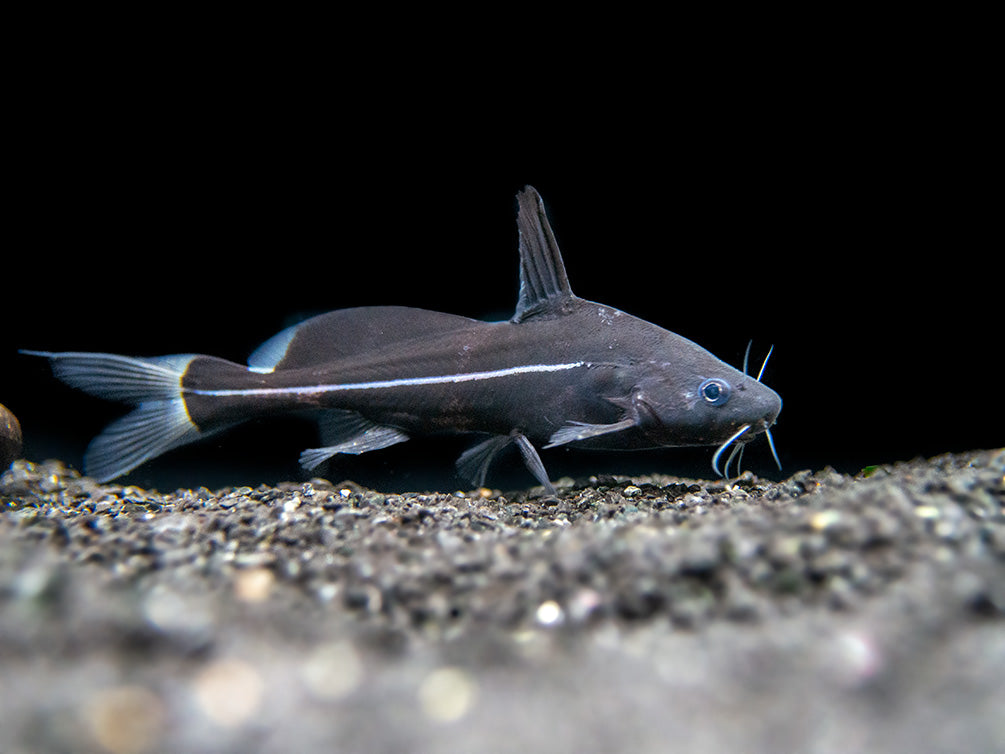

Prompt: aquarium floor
[{"left": 2, "top": 449, "right": 1003, "bottom": 753}]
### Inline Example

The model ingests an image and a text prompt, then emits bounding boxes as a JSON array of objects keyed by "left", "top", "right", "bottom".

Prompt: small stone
[
  {"left": 418, "top": 667, "right": 478, "bottom": 723},
  {"left": 233, "top": 567, "right": 275, "bottom": 602},
  {"left": 535, "top": 599, "right": 565, "bottom": 626},
  {"left": 193, "top": 659, "right": 265, "bottom": 728},
  {"left": 86, "top": 685, "right": 165, "bottom": 754},
  {"left": 809, "top": 509, "right": 842, "bottom": 531},
  {"left": 302, "top": 641, "right": 364, "bottom": 700},
  {"left": 0, "top": 402, "right": 23, "bottom": 469}
]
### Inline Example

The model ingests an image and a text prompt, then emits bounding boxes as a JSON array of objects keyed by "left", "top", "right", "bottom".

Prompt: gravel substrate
[{"left": 2, "top": 449, "right": 1004, "bottom": 753}]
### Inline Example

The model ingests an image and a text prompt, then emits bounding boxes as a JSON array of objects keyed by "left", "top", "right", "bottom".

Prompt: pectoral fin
[
  {"left": 300, "top": 410, "right": 409, "bottom": 470},
  {"left": 456, "top": 430, "right": 555, "bottom": 493},
  {"left": 545, "top": 417, "right": 638, "bottom": 448}
]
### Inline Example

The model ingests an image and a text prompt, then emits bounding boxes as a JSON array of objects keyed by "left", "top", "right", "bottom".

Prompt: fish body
[{"left": 23, "top": 187, "right": 782, "bottom": 489}]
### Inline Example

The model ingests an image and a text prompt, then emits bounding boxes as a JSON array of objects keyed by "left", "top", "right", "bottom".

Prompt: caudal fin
[{"left": 21, "top": 351, "right": 202, "bottom": 482}]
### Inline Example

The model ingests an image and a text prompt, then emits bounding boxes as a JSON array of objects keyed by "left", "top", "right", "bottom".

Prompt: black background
[{"left": 4, "top": 72, "right": 999, "bottom": 491}]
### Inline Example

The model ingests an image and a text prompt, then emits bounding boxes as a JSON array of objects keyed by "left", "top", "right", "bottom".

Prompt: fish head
[{"left": 623, "top": 339, "right": 782, "bottom": 449}]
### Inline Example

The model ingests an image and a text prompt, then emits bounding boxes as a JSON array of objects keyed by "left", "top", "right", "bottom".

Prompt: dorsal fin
[{"left": 512, "top": 186, "right": 575, "bottom": 322}]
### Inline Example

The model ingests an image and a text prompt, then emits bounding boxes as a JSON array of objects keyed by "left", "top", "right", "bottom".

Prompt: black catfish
[{"left": 23, "top": 187, "right": 782, "bottom": 490}]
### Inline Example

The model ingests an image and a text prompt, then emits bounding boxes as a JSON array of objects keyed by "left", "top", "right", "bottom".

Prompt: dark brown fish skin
[
  {"left": 0, "top": 402, "right": 22, "bottom": 469},
  {"left": 18, "top": 187, "right": 782, "bottom": 486},
  {"left": 180, "top": 299, "right": 779, "bottom": 452}
]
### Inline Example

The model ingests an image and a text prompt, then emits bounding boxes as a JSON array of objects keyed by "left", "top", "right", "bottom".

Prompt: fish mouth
[
  {"left": 711, "top": 417, "right": 781, "bottom": 479},
  {"left": 712, "top": 341, "right": 781, "bottom": 478}
]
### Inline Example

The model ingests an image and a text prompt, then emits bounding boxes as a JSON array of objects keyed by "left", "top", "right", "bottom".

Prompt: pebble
[
  {"left": 418, "top": 667, "right": 478, "bottom": 723},
  {"left": 192, "top": 658, "right": 265, "bottom": 728},
  {"left": 85, "top": 685, "right": 165, "bottom": 754}
]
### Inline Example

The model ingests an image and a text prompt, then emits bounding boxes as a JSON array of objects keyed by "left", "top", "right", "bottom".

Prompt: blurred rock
[{"left": 0, "top": 403, "right": 22, "bottom": 469}]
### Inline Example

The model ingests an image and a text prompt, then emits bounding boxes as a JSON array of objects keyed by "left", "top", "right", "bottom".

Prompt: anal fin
[{"left": 300, "top": 410, "right": 409, "bottom": 471}]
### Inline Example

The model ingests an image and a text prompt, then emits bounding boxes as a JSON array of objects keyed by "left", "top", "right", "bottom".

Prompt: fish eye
[{"left": 699, "top": 378, "right": 730, "bottom": 406}]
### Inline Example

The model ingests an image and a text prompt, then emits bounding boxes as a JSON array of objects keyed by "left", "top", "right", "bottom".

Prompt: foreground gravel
[{"left": 2, "top": 449, "right": 1003, "bottom": 754}]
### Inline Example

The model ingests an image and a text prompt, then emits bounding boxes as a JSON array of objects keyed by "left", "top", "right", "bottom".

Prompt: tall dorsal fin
[{"left": 512, "top": 186, "right": 575, "bottom": 322}]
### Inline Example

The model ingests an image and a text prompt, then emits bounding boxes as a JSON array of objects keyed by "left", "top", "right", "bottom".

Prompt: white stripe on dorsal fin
[
  {"left": 247, "top": 322, "right": 301, "bottom": 373},
  {"left": 512, "top": 186, "right": 575, "bottom": 322}
]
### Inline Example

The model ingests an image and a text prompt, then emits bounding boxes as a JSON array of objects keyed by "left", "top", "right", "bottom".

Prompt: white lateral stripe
[{"left": 188, "top": 362, "right": 586, "bottom": 398}]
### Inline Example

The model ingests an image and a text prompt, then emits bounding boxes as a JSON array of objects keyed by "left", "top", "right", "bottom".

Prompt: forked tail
[{"left": 21, "top": 351, "right": 203, "bottom": 482}]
